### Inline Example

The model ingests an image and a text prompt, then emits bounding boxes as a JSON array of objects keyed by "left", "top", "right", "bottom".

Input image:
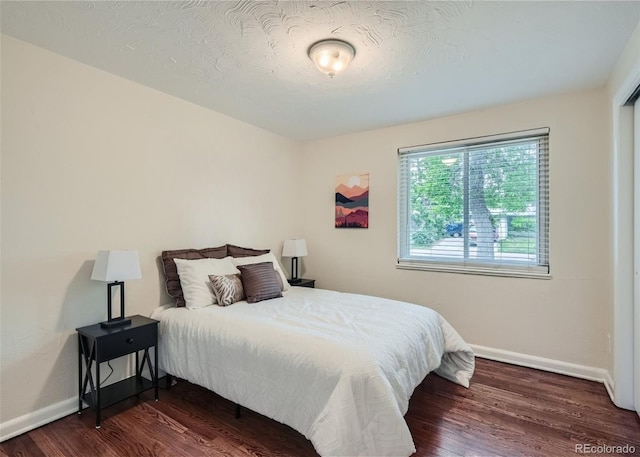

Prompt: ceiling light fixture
[{"left": 308, "top": 39, "right": 356, "bottom": 78}]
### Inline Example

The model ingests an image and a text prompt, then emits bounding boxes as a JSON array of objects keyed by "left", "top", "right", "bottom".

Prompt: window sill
[{"left": 396, "top": 260, "right": 551, "bottom": 280}]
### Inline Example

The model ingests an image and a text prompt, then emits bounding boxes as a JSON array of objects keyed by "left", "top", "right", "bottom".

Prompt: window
[{"left": 397, "top": 128, "right": 549, "bottom": 278}]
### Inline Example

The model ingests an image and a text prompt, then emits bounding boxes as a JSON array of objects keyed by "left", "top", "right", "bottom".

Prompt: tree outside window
[{"left": 398, "top": 129, "right": 549, "bottom": 277}]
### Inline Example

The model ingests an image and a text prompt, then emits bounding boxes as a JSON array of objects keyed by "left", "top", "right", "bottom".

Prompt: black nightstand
[
  {"left": 288, "top": 278, "right": 315, "bottom": 288},
  {"left": 77, "top": 315, "right": 159, "bottom": 428}
]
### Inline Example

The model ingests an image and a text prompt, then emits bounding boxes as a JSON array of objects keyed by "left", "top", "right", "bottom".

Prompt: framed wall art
[{"left": 335, "top": 173, "right": 369, "bottom": 228}]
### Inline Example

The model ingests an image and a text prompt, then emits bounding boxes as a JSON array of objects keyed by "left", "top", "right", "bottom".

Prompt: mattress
[{"left": 151, "top": 287, "right": 474, "bottom": 456}]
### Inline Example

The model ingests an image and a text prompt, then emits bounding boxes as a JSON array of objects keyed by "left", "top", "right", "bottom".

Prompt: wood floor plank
[
  {"left": 0, "top": 435, "right": 45, "bottom": 457},
  {"left": 2, "top": 359, "right": 639, "bottom": 457}
]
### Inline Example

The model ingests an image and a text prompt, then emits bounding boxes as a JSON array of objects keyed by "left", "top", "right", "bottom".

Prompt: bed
[{"left": 150, "top": 285, "right": 474, "bottom": 457}]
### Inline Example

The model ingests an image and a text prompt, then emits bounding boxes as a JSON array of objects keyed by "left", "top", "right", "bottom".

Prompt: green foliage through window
[{"left": 398, "top": 129, "right": 549, "bottom": 275}]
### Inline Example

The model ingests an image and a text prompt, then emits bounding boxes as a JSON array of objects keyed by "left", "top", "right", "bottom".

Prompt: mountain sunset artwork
[{"left": 335, "top": 173, "right": 369, "bottom": 228}]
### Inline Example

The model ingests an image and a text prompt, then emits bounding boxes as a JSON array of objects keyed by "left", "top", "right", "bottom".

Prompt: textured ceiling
[{"left": 2, "top": 1, "right": 640, "bottom": 140}]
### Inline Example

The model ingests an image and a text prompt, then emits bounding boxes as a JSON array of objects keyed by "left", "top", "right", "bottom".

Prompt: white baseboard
[
  {"left": 470, "top": 344, "right": 610, "bottom": 384},
  {"left": 603, "top": 370, "right": 615, "bottom": 403},
  {"left": 0, "top": 397, "right": 77, "bottom": 442}
]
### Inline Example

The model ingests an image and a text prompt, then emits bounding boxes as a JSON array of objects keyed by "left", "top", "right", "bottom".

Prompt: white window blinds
[{"left": 397, "top": 128, "right": 550, "bottom": 278}]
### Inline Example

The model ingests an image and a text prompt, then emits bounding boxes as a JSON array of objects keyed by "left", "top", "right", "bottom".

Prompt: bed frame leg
[
  {"left": 165, "top": 374, "right": 173, "bottom": 389},
  {"left": 235, "top": 404, "right": 242, "bottom": 419}
]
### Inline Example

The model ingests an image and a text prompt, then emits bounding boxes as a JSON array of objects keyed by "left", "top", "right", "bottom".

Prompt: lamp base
[
  {"left": 289, "top": 278, "right": 302, "bottom": 285},
  {"left": 100, "top": 317, "right": 131, "bottom": 329}
]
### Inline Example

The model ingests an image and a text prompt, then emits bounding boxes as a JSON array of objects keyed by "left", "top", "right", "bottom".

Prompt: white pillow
[
  {"left": 174, "top": 257, "right": 240, "bottom": 309},
  {"left": 231, "top": 252, "right": 290, "bottom": 292}
]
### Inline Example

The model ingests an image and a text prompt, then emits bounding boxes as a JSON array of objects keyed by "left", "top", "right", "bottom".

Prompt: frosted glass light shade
[
  {"left": 282, "top": 239, "right": 308, "bottom": 257},
  {"left": 308, "top": 39, "right": 355, "bottom": 78},
  {"left": 91, "top": 250, "right": 142, "bottom": 282}
]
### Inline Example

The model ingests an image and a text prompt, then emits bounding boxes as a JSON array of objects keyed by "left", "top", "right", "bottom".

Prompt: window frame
[{"left": 397, "top": 128, "right": 550, "bottom": 279}]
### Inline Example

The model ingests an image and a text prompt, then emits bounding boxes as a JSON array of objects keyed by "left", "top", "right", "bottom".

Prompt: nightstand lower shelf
[{"left": 81, "top": 376, "right": 155, "bottom": 411}]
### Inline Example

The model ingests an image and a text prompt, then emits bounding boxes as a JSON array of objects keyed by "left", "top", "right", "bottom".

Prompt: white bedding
[{"left": 151, "top": 287, "right": 474, "bottom": 457}]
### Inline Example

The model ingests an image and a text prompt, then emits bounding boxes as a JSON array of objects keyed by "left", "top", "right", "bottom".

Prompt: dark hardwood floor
[{"left": 2, "top": 358, "right": 639, "bottom": 457}]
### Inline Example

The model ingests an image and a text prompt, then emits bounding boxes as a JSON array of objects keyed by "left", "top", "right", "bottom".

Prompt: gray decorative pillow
[
  {"left": 209, "top": 274, "right": 245, "bottom": 306},
  {"left": 237, "top": 262, "right": 283, "bottom": 303}
]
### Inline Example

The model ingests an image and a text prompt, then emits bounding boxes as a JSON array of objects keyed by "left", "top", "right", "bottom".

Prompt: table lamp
[
  {"left": 282, "top": 239, "right": 308, "bottom": 284},
  {"left": 91, "top": 250, "right": 141, "bottom": 328}
]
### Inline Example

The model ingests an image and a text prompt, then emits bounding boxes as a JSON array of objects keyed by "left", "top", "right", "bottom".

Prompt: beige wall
[
  {"left": 0, "top": 36, "right": 301, "bottom": 423},
  {"left": 301, "top": 88, "right": 610, "bottom": 369}
]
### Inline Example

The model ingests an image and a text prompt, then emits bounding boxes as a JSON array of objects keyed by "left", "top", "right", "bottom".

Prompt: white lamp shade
[
  {"left": 91, "top": 250, "right": 142, "bottom": 282},
  {"left": 282, "top": 239, "right": 308, "bottom": 257}
]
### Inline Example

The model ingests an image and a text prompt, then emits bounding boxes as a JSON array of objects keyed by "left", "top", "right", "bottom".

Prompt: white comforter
[{"left": 151, "top": 287, "right": 474, "bottom": 457}]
